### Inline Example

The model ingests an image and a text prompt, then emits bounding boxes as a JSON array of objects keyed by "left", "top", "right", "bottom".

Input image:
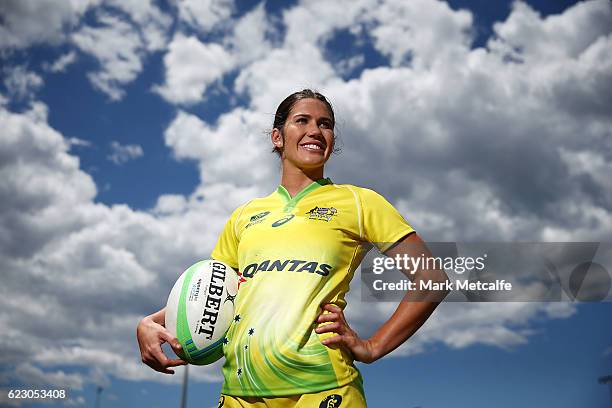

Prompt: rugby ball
[{"left": 165, "top": 260, "right": 238, "bottom": 365}]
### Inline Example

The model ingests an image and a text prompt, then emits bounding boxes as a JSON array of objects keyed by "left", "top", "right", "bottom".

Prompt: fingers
[
  {"left": 138, "top": 323, "right": 187, "bottom": 375},
  {"left": 159, "top": 330, "right": 183, "bottom": 351},
  {"left": 322, "top": 303, "right": 343, "bottom": 313},
  {"left": 145, "top": 346, "right": 187, "bottom": 374},
  {"left": 315, "top": 321, "right": 342, "bottom": 335},
  {"left": 148, "top": 346, "right": 175, "bottom": 373},
  {"left": 320, "top": 335, "right": 344, "bottom": 347},
  {"left": 166, "top": 358, "right": 188, "bottom": 367},
  {"left": 316, "top": 312, "right": 339, "bottom": 323},
  {"left": 158, "top": 329, "right": 187, "bottom": 363},
  {"left": 316, "top": 303, "right": 349, "bottom": 335},
  {"left": 321, "top": 334, "right": 357, "bottom": 351}
]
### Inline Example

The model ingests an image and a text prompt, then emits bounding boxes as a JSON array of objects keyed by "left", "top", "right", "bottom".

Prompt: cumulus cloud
[
  {"left": 0, "top": 0, "right": 98, "bottom": 50},
  {"left": 71, "top": 11, "right": 146, "bottom": 100},
  {"left": 43, "top": 51, "right": 78, "bottom": 73},
  {"left": 164, "top": 108, "right": 275, "bottom": 187},
  {"left": 367, "top": 0, "right": 473, "bottom": 67},
  {"left": 154, "top": 34, "right": 235, "bottom": 105},
  {"left": 228, "top": 2, "right": 274, "bottom": 65},
  {"left": 175, "top": 0, "right": 234, "bottom": 32},
  {"left": 107, "top": 141, "right": 144, "bottom": 165},
  {"left": 105, "top": 0, "right": 172, "bottom": 51},
  {"left": 0, "top": 101, "right": 245, "bottom": 392},
  {"left": 235, "top": 43, "right": 336, "bottom": 112},
  {"left": 317, "top": 0, "right": 612, "bottom": 244},
  {"left": 335, "top": 55, "right": 366, "bottom": 77},
  {"left": 0, "top": 0, "right": 173, "bottom": 100},
  {"left": 2, "top": 65, "right": 43, "bottom": 101},
  {"left": 489, "top": 0, "right": 612, "bottom": 63},
  {"left": 155, "top": 4, "right": 277, "bottom": 105},
  {"left": 14, "top": 363, "right": 84, "bottom": 390}
]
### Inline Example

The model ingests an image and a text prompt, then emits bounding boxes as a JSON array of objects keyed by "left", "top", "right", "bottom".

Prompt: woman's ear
[{"left": 271, "top": 128, "right": 284, "bottom": 149}]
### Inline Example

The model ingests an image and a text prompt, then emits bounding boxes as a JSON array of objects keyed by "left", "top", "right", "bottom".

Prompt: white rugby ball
[{"left": 165, "top": 259, "right": 238, "bottom": 365}]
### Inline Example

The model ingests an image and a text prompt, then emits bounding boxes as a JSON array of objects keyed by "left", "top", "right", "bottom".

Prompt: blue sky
[{"left": 1, "top": 0, "right": 612, "bottom": 407}]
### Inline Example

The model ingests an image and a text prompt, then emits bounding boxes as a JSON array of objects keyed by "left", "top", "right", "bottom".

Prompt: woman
[{"left": 137, "top": 89, "right": 448, "bottom": 407}]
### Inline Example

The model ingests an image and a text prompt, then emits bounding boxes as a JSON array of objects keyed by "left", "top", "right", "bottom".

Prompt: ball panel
[
  {"left": 164, "top": 271, "right": 185, "bottom": 341},
  {"left": 188, "top": 335, "right": 225, "bottom": 365},
  {"left": 176, "top": 261, "right": 201, "bottom": 351}
]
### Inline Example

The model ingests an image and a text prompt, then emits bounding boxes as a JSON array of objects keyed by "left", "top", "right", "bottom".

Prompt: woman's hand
[
  {"left": 136, "top": 313, "right": 187, "bottom": 374},
  {"left": 315, "top": 303, "right": 380, "bottom": 364}
]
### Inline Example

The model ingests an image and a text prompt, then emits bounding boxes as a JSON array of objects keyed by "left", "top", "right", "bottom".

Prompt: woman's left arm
[{"left": 316, "top": 233, "right": 450, "bottom": 363}]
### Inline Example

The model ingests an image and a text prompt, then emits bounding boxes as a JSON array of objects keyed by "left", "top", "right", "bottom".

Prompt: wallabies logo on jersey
[
  {"left": 306, "top": 206, "right": 338, "bottom": 222},
  {"left": 319, "top": 394, "right": 342, "bottom": 408}
]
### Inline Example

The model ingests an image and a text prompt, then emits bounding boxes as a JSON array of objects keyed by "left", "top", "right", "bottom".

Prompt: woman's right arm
[{"left": 136, "top": 307, "right": 187, "bottom": 374}]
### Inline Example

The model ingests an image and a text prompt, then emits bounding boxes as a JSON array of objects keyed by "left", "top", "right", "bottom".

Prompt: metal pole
[
  {"left": 180, "top": 365, "right": 189, "bottom": 408},
  {"left": 598, "top": 375, "right": 612, "bottom": 408},
  {"left": 94, "top": 386, "right": 103, "bottom": 408}
]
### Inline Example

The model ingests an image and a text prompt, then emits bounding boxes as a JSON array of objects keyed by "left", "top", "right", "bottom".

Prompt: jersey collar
[{"left": 276, "top": 177, "right": 332, "bottom": 211}]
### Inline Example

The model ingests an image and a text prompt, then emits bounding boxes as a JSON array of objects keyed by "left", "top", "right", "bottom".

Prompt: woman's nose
[{"left": 306, "top": 121, "right": 322, "bottom": 137}]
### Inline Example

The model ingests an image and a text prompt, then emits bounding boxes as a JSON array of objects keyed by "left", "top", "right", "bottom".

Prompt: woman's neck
[{"left": 280, "top": 164, "right": 324, "bottom": 198}]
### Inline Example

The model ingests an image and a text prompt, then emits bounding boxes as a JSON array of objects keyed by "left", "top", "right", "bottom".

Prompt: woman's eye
[{"left": 296, "top": 118, "right": 307, "bottom": 124}]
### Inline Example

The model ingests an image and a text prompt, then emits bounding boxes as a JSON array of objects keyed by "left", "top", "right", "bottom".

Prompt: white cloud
[
  {"left": 227, "top": 3, "right": 273, "bottom": 65},
  {"left": 67, "top": 137, "right": 92, "bottom": 148},
  {"left": 176, "top": 0, "right": 234, "bottom": 32},
  {"left": 107, "top": 141, "right": 144, "bottom": 164},
  {"left": 164, "top": 109, "right": 274, "bottom": 187},
  {"left": 44, "top": 51, "right": 78, "bottom": 73},
  {"left": 1, "top": 1, "right": 174, "bottom": 101},
  {"left": 71, "top": 12, "right": 145, "bottom": 100},
  {"left": 154, "top": 34, "right": 235, "bottom": 105},
  {"left": 156, "top": 4, "right": 277, "bottom": 106},
  {"left": 105, "top": 0, "right": 173, "bottom": 51},
  {"left": 282, "top": 0, "right": 375, "bottom": 48},
  {"left": 2, "top": 65, "right": 43, "bottom": 101},
  {"left": 366, "top": 0, "right": 473, "bottom": 67},
  {"left": 489, "top": 0, "right": 612, "bottom": 63},
  {"left": 0, "top": 0, "right": 99, "bottom": 50},
  {"left": 0, "top": 98, "right": 261, "bottom": 390},
  {"left": 235, "top": 43, "right": 336, "bottom": 112},
  {"left": 335, "top": 55, "right": 365, "bottom": 77},
  {"left": 14, "top": 363, "right": 84, "bottom": 390}
]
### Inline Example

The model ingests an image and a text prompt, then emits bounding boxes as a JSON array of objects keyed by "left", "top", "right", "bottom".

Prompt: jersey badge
[{"left": 306, "top": 206, "right": 338, "bottom": 222}]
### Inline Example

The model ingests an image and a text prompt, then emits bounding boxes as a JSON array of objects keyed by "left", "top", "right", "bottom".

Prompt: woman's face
[{"left": 272, "top": 98, "right": 335, "bottom": 172}]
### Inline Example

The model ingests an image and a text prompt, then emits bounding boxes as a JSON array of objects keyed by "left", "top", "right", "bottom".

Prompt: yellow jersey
[{"left": 211, "top": 178, "right": 414, "bottom": 396}]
